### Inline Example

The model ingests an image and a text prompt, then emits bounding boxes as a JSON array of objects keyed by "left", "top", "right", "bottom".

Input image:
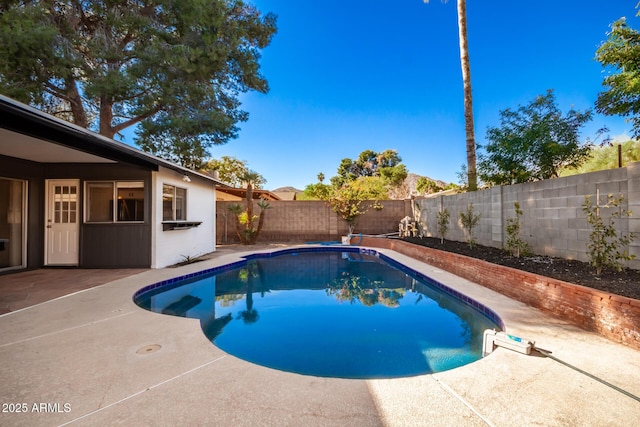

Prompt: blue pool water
[{"left": 134, "top": 248, "right": 502, "bottom": 379}]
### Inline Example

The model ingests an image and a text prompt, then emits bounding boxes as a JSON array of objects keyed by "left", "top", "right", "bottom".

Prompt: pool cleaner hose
[
  {"left": 483, "top": 330, "right": 640, "bottom": 403},
  {"left": 532, "top": 345, "right": 640, "bottom": 404}
]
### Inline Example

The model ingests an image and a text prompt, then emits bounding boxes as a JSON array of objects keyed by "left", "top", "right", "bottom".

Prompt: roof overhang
[{"left": 0, "top": 95, "right": 226, "bottom": 186}]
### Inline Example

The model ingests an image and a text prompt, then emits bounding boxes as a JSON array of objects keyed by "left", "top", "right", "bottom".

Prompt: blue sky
[{"left": 124, "top": 0, "right": 637, "bottom": 190}]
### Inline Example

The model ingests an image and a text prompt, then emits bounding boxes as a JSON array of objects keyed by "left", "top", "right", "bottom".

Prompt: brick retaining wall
[{"left": 357, "top": 236, "right": 640, "bottom": 350}]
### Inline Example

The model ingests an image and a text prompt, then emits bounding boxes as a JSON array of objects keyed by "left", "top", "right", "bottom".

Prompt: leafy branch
[
  {"left": 459, "top": 204, "right": 480, "bottom": 248},
  {"left": 583, "top": 193, "right": 635, "bottom": 275},
  {"left": 436, "top": 208, "right": 450, "bottom": 244},
  {"left": 505, "top": 201, "right": 531, "bottom": 258}
]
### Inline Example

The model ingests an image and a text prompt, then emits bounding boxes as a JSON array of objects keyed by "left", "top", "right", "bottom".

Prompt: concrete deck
[
  {"left": 0, "top": 268, "right": 148, "bottom": 315},
  {"left": 1, "top": 245, "right": 639, "bottom": 426}
]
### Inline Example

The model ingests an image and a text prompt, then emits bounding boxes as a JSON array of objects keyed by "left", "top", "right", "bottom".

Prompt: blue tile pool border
[{"left": 133, "top": 246, "right": 505, "bottom": 330}]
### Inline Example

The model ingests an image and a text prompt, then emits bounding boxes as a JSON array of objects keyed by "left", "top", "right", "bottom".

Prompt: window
[
  {"left": 117, "top": 182, "right": 145, "bottom": 221},
  {"left": 87, "top": 182, "right": 113, "bottom": 222},
  {"left": 0, "top": 178, "right": 26, "bottom": 271},
  {"left": 86, "top": 181, "right": 145, "bottom": 223},
  {"left": 163, "top": 184, "right": 187, "bottom": 221}
]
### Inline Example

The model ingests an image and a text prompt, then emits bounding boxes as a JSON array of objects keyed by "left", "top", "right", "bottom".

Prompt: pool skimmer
[{"left": 482, "top": 329, "right": 534, "bottom": 357}]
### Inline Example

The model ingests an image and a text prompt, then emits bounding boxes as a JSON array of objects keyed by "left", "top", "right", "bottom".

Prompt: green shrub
[
  {"left": 436, "top": 208, "right": 450, "bottom": 244},
  {"left": 582, "top": 193, "right": 635, "bottom": 275},
  {"left": 505, "top": 201, "right": 531, "bottom": 258},
  {"left": 459, "top": 204, "right": 481, "bottom": 248}
]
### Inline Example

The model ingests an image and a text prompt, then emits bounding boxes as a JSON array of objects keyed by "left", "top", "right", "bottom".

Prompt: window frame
[
  {"left": 0, "top": 177, "right": 27, "bottom": 272},
  {"left": 162, "top": 184, "right": 188, "bottom": 221},
  {"left": 85, "top": 180, "right": 146, "bottom": 224}
]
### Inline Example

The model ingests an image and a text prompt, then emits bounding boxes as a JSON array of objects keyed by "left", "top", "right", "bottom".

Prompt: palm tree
[{"left": 424, "top": 0, "right": 478, "bottom": 190}]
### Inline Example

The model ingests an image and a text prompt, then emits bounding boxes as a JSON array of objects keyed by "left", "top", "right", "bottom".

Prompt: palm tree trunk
[
  {"left": 245, "top": 182, "right": 254, "bottom": 231},
  {"left": 457, "top": 0, "right": 478, "bottom": 191}
]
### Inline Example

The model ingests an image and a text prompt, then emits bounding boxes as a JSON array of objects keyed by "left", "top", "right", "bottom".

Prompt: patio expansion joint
[
  {"left": 56, "top": 355, "right": 227, "bottom": 426},
  {"left": 432, "top": 374, "right": 496, "bottom": 427},
  {"left": 0, "top": 310, "right": 137, "bottom": 348}
]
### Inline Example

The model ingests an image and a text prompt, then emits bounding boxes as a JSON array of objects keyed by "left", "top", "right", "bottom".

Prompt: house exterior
[{"left": 0, "top": 95, "right": 224, "bottom": 273}]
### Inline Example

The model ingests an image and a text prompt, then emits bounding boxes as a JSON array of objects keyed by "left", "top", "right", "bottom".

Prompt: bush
[
  {"left": 582, "top": 193, "right": 635, "bottom": 275},
  {"left": 505, "top": 201, "right": 531, "bottom": 257},
  {"left": 436, "top": 208, "right": 450, "bottom": 244},
  {"left": 459, "top": 204, "right": 480, "bottom": 248}
]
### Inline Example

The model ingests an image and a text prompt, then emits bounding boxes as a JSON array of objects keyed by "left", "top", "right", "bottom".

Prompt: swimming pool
[{"left": 134, "top": 247, "right": 503, "bottom": 379}]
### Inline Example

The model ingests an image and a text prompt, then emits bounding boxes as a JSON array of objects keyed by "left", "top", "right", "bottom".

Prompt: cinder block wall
[
  {"left": 413, "top": 162, "right": 640, "bottom": 270},
  {"left": 216, "top": 163, "right": 640, "bottom": 269},
  {"left": 216, "top": 199, "right": 412, "bottom": 244}
]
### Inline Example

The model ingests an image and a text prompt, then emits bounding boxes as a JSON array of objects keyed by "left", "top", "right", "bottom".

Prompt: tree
[
  {"left": 0, "top": 0, "right": 277, "bottom": 167},
  {"left": 424, "top": 0, "right": 477, "bottom": 191},
  {"left": 228, "top": 171, "right": 270, "bottom": 245},
  {"left": 348, "top": 176, "right": 390, "bottom": 200},
  {"left": 416, "top": 177, "right": 444, "bottom": 195},
  {"left": 436, "top": 208, "right": 450, "bottom": 244},
  {"left": 459, "top": 203, "right": 480, "bottom": 248},
  {"left": 328, "top": 184, "right": 373, "bottom": 234},
  {"left": 301, "top": 182, "right": 333, "bottom": 200},
  {"left": 560, "top": 139, "right": 640, "bottom": 176},
  {"left": 378, "top": 163, "right": 408, "bottom": 188},
  {"left": 595, "top": 14, "right": 640, "bottom": 138},
  {"left": 331, "top": 149, "right": 407, "bottom": 190},
  {"left": 583, "top": 194, "right": 635, "bottom": 275},
  {"left": 478, "top": 90, "right": 593, "bottom": 186},
  {"left": 204, "top": 156, "right": 266, "bottom": 189},
  {"left": 504, "top": 201, "right": 531, "bottom": 258}
]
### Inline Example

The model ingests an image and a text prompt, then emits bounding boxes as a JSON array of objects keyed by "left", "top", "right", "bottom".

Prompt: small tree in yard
[
  {"left": 229, "top": 172, "right": 270, "bottom": 245},
  {"left": 583, "top": 193, "right": 635, "bottom": 275},
  {"left": 437, "top": 208, "right": 451, "bottom": 244},
  {"left": 459, "top": 204, "right": 480, "bottom": 248},
  {"left": 505, "top": 201, "right": 531, "bottom": 258},
  {"left": 328, "top": 184, "right": 371, "bottom": 234}
]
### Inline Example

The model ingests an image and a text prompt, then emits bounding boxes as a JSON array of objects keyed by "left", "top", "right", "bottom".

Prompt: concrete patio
[{"left": 1, "top": 245, "right": 639, "bottom": 426}]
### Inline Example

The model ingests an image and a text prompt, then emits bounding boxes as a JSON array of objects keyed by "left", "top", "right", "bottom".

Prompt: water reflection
[
  {"left": 326, "top": 271, "right": 405, "bottom": 307},
  {"left": 237, "top": 262, "right": 261, "bottom": 324},
  {"left": 135, "top": 250, "right": 500, "bottom": 378}
]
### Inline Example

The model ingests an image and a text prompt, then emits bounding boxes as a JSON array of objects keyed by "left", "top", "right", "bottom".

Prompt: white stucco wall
[{"left": 151, "top": 167, "right": 216, "bottom": 268}]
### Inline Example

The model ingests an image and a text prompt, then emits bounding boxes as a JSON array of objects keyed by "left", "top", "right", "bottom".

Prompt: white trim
[{"left": 44, "top": 179, "right": 80, "bottom": 266}]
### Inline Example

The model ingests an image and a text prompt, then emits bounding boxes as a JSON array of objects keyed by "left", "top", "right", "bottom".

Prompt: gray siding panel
[
  {"left": 81, "top": 224, "right": 151, "bottom": 268},
  {"left": 1, "top": 156, "right": 154, "bottom": 270}
]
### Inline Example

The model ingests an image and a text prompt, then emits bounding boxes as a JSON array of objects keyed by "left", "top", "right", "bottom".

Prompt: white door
[{"left": 45, "top": 180, "right": 79, "bottom": 265}]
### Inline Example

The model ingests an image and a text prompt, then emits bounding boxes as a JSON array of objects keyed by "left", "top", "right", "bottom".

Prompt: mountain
[
  {"left": 272, "top": 186, "right": 303, "bottom": 193},
  {"left": 404, "top": 173, "right": 450, "bottom": 196},
  {"left": 272, "top": 175, "right": 452, "bottom": 200}
]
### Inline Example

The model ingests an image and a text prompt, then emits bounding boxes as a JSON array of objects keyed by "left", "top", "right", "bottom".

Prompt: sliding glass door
[{"left": 0, "top": 178, "right": 26, "bottom": 271}]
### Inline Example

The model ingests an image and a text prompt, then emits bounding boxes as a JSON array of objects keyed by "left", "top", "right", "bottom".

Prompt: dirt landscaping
[{"left": 403, "top": 236, "right": 640, "bottom": 300}]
